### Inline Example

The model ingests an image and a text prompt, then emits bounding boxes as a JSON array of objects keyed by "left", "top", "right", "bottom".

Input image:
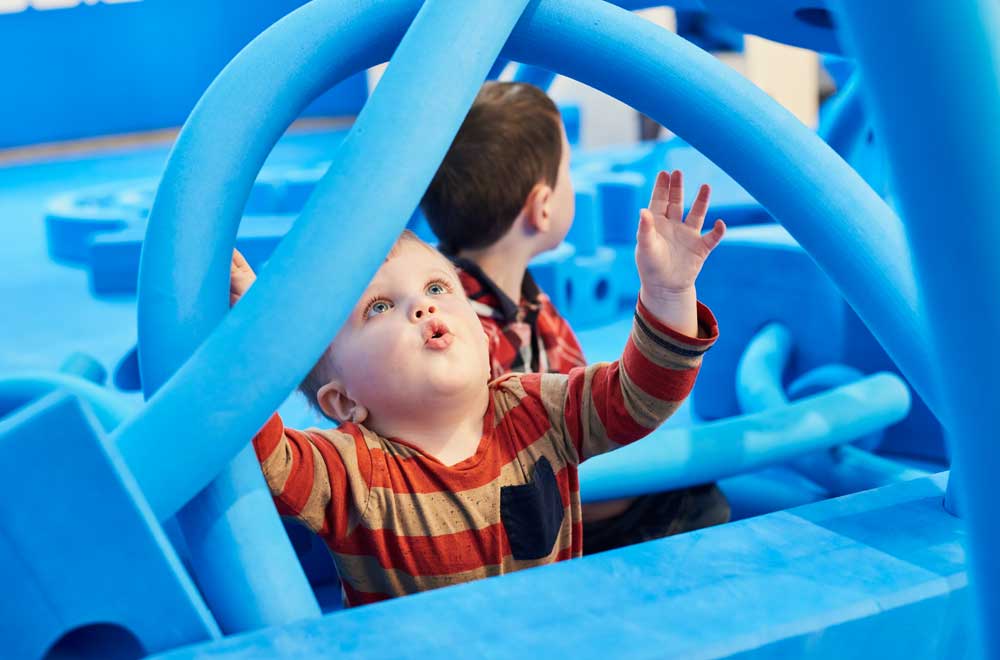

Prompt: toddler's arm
[
  {"left": 230, "top": 250, "right": 358, "bottom": 539},
  {"left": 514, "top": 170, "right": 722, "bottom": 462}
]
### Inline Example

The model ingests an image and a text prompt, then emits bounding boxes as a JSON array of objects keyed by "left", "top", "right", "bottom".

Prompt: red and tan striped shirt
[{"left": 253, "top": 301, "right": 717, "bottom": 606}]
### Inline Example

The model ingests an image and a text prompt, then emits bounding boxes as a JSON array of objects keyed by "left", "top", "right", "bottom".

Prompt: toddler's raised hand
[
  {"left": 230, "top": 248, "right": 257, "bottom": 307},
  {"left": 635, "top": 170, "right": 725, "bottom": 334}
]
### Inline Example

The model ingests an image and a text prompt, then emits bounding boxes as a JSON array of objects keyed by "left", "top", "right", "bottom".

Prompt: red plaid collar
[{"left": 450, "top": 256, "right": 542, "bottom": 324}]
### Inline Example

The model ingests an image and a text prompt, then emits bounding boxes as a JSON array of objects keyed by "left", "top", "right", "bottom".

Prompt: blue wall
[{"left": 0, "top": 0, "right": 367, "bottom": 148}]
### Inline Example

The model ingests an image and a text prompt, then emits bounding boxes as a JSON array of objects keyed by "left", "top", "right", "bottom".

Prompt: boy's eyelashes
[{"left": 361, "top": 279, "right": 455, "bottom": 321}]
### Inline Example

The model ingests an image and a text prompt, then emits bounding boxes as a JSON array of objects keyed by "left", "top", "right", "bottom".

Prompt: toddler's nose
[{"left": 410, "top": 302, "right": 438, "bottom": 322}]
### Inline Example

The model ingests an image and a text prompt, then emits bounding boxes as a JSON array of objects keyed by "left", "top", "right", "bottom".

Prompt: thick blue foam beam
[
  {"left": 833, "top": 1, "right": 1000, "bottom": 654},
  {"left": 579, "top": 372, "right": 910, "bottom": 503}
]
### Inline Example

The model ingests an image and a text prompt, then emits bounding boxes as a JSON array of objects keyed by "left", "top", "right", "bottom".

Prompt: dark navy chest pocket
[{"left": 500, "top": 457, "right": 565, "bottom": 560}]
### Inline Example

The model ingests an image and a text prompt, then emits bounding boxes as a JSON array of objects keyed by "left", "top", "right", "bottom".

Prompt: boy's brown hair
[{"left": 421, "top": 82, "right": 564, "bottom": 255}]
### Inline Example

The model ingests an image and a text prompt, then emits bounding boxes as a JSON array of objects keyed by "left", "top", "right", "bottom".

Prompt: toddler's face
[{"left": 332, "top": 240, "right": 490, "bottom": 420}]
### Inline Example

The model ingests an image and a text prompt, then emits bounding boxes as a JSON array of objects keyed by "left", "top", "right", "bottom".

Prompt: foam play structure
[{"left": 2, "top": 0, "right": 998, "bottom": 657}]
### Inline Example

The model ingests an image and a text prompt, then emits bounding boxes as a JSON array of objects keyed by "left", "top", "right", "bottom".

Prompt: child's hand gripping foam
[
  {"left": 635, "top": 169, "right": 726, "bottom": 336},
  {"left": 230, "top": 248, "right": 257, "bottom": 307}
]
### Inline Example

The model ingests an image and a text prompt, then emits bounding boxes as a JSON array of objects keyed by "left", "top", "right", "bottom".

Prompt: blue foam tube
[
  {"left": 832, "top": 1, "right": 1000, "bottom": 653},
  {"left": 736, "top": 323, "right": 920, "bottom": 496},
  {"left": 579, "top": 372, "right": 911, "bottom": 503},
  {"left": 512, "top": 63, "right": 558, "bottom": 91},
  {"left": 122, "top": 0, "right": 532, "bottom": 634}
]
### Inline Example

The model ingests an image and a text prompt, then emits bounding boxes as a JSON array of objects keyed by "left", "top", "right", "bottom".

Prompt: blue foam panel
[{"left": 154, "top": 474, "right": 969, "bottom": 659}]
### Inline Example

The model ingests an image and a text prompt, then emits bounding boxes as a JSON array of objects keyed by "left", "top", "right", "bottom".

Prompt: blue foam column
[
  {"left": 832, "top": 1, "right": 1000, "bottom": 654},
  {"left": 120, "top": 0, "right": 532, "bottom": 633},
  {"left": 817, "top": 73, "right": 865, "bottom": 159}
]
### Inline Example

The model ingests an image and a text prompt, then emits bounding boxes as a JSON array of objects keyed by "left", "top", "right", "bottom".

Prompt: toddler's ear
[
  {"left": 317, "top": 379, "right": 368, "bottom": 425},
  {"left": 523, "top": 182, "right": 553, "bottom": 233}
]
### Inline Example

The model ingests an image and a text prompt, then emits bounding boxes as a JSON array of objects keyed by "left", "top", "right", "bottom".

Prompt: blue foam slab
[
  {"left": 0, "top": 392, "right": 218, "bottom": 659},
  {"left": 154, "top": 474, "right": 968, "bottom": 659},
  {"left": 661, "top": 144, "right": 772, "bottom": 226}
]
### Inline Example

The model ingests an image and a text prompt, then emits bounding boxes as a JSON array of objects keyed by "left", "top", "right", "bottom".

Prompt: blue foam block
[{"left": 0, "top": 392, "right": 218, "bottom": 659}]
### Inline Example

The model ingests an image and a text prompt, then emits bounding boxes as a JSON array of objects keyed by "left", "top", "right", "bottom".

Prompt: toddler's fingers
[
  {"left": 702, "top": 219, "right": 726, "bottom": 252},
  {"left": 648, "top": 170, "right": 672, "bottom": 217},
  {"left": 686, "top": 184, "right": 711, "bottom": 231},
  {"left": 637, "top": 209, "right": 657, "bottom": 245},
  {"left": 666, "top": 170, "right": 685, "bottom": 223}
]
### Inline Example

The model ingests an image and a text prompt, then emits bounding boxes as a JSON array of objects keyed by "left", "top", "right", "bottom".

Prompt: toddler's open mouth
[{"left": 422, "top": 319, "right": 453, "bottom": 350}]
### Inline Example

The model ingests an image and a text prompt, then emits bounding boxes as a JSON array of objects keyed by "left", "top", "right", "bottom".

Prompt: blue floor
[{"left": 0, "top": 128, "right": 349, "bottom": 428}]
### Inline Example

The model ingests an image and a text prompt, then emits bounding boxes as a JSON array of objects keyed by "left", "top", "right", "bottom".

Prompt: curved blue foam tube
[
  {"left": 512, "top": 63, "right": 558, "bottom": 91},
  {"left": 736, "top": 323, "right": 919, "bottom": 495},
  {"left": 106, "top": 0, "right": 940, "bottom": 629},
  {"left": 833, "top": 1, "right": 1000, "bottom": 652},
  {"left": 124, "top": 0, "right": 532, "bottom": 633},
  {"left": 579, "top": 372, "right": 911, "bottom": 503},
  {"left": 501, "top": 0, "right": 939, "bottom": 417}
]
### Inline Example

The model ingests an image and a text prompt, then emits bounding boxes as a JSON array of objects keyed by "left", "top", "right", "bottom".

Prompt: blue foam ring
[
  {"left": 107, "top": 0, "right": 938, "bottom": 632},
  {"left": 116, "top": 0, "right": 535, "bottom": 634},
  {"left": 736, "top": 322, "right": 920, "bottom": 496},
  {"left": 832, "top": 1, "right": 1000, "bottom": 652},
  {"left": 579, "top": 372, "right": 911, "bottom": 503},
  {"left": 44, "top": 186, "right": 146, "bottom": 264}
]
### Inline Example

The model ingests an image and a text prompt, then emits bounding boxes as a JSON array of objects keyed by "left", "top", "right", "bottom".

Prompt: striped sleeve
[
  {"left": 528, "top": 300, "right": 718, "bottom": 464},
  {"left": 252, "top": 414, "right": 366, "bottom": 540}
]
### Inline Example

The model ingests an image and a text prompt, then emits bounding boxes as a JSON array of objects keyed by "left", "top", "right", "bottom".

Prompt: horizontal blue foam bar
[{"left": 579, "top": 372, "right": 910, "bottom": 503}]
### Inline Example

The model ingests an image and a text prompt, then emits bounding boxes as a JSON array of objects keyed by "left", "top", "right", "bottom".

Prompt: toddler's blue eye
[
  {"left": 366, "top": 300, "right": 393, "bottom": 318},
  {"left": 427, "top": 282, "right": 447, "bottom": 296}
]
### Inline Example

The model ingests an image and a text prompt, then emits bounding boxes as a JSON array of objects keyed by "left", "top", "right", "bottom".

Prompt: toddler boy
[{"left": 231, "top": 170, "right": 725, "bottom": 606}]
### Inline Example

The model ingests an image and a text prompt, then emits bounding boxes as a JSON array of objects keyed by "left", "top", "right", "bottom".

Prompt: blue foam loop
[
  {"left": 501, "top": 0, "right": 939, "bottom": 420},
  {"left": 512, "top": 63, "right": 558, "bottom": 91},
  {"left": 817, "top": 73, "right": 866, "bottom": 159},
  {"left": 736, "top": 323, "right": 915, "bottom": 495},
  {"left": 118, "top": 0, "right": 533, "bottom": 633},
  {"left": 0, "top": 373, "right": 136, "bottom": 432},
  {"left": 579, "top": 372, "right": 911, "bottom": 503},
  {"left": 832, "top": 0, "right": 1000, "bottom": 652}
]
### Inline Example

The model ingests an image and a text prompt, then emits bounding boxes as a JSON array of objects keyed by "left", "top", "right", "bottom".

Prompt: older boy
[
  {"left": 420, "top": 81, "right": 729, "bottom": 553},
  {"left": 233, "top": 172, "right": 724, "bottom": 606}
]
